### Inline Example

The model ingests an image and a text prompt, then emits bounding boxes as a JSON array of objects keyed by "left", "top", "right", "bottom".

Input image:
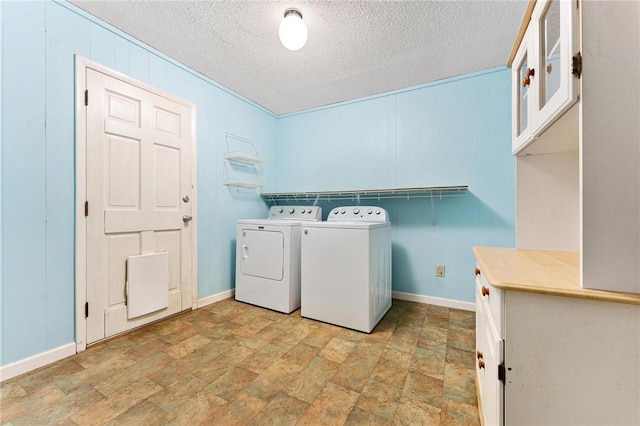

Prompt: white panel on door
[
  {"left": 108, "top": 136, "right": 141, "bottom": 208},
  {"left": 156, "top": 230, "right": 181, "bottom": 291},
  {"left": 155, "top": 107, "right": 181, "bottom": 136},
  {"left": 155, "top": 145, "right": 180, "bottom": 208},
  {"left": 107, "top": 90, "right": 140, "bottom": 124},
  {"left": 108, "top": 234, "right": 140, "bottom": 305},
  {"left": 240, "top": 229, "right": 284, "bottom": 281},
  {"left": 126, "top": 252, "right": 169, "bottom": 319}
]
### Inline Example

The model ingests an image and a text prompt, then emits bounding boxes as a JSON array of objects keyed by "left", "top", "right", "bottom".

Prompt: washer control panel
[
  {"left": 268, "top": 205, "right": 322, "bottom": 221},
  {"left": 327, "top": 206, "right": 389, "bottom": 223}
]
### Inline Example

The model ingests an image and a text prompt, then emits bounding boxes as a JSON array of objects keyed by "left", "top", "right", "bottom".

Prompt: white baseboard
[
  {"left": 0, "top": 342, "right": 76, "bottom": 382},
  {"left": 392, "top": 291, "right": 475, "bottom": 312},
  {"left": 196, "top": 288, "right": 235, "bottom": 308}
]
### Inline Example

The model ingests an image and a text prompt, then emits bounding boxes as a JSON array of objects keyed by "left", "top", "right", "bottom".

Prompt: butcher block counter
[{"left": 473, "top": 246, "right": 640, "bottom": 305}]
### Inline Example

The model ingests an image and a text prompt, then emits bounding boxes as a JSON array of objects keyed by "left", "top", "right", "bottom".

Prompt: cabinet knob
[
  {"left": 477, "top": 350, "right": 483, "bottom": 360},
  {"left": 481, "top": 286, "right": 490, "bottom": 297},
  {"left": 522, "top": 68, "right": 535, "bottom": 87},
  {"left": 478, "top": 360, "right": 485, "bottom": 369},
  {"left": 474, "top": 267, "right": 481, "bottom": 276}
]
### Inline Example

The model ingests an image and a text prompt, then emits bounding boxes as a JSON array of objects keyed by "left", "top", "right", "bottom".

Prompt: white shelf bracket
[{"left": 431, "top": 195, "right": 436, "bottom": 227}]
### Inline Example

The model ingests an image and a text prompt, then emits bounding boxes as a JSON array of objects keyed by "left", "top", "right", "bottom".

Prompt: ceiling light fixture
[{"left": 279, "top": 9, "right": 307, "bottom": 51}]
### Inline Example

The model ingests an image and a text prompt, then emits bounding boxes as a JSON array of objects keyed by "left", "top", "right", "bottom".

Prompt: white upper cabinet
[{"left": 511, "top": 0, "right": 580, "bottom": 155}]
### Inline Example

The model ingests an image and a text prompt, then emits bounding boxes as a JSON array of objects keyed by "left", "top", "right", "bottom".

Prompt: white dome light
[{"left": 279, "top": 9, "right": 307, "bottom": 51}]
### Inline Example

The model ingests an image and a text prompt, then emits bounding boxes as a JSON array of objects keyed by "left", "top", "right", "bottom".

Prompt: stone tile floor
[{"left": 1, "top": 298, "right": 479, "bottom": 425}]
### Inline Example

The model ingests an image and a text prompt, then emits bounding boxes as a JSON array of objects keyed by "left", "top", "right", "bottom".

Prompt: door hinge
[
  {"left": 498, "top": 362, "right": 506, "bottom": 383},
  {"left": 572, "top": 52, "right": 582, "bottom": 79},
  {"left": 85, "top": 302, "right": 89, "bottom": 318},
  {"left": 84, "top": 89, "right": 89, "bottom": 106},
  {"left": 84, "top": 201, "right": 89, "bottom": 217}
]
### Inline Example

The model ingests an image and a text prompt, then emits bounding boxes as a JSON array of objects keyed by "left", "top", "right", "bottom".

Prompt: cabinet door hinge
[
  {"left": 572, "top": 52, "right": 582, "bottom": 79},
  {"left": 85, "top": 302, "right": 89, "bottom": 318},
  {"left": 84, "top": 201, "right": 89, "bottom": 217},
  {"left": 84, "top": 89, "right": 89, "bottom": 106},
  {"left": 498, "top": 362, "right": 506, "bottom": 383}
]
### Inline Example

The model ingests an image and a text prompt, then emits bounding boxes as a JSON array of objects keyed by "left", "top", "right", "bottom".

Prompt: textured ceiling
[{"left": 69, "top": 0, "right": 527, "bottom": 116}]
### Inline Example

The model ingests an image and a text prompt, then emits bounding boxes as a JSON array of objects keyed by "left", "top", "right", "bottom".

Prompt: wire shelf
[
  {"left": 224, "top": 151, "right": 264, "bottom": 165},
  {"left": 260, "top": 185, "right": 468, "bottom": 205},
  {"left": 223, "top": 177, "right": 264, "bottom": 189},
  {"left": 223, "top": 133, "right": 264, "bottom": 188}
]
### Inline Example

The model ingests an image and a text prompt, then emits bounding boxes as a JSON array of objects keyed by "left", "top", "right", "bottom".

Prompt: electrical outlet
[{"left": 436, "top": 264, "right": 445, "bottom": 277}]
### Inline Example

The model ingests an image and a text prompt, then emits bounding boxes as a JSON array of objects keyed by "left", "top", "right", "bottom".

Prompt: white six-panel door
[{"left": 83, "top": 65, "right": 195, "bottom": 345}]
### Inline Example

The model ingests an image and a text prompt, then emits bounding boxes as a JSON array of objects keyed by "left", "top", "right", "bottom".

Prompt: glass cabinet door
[
  {"left": 517, "top": 53, "right": 530, "bottom": 137},
  {"left": 512, "top": 27, "right": 534, "bottom": 153},
  {"left": 540, "top": 0, "right": 561, "bottom": 109},
  {"left": 511, "top": 0, "right": 578, "bottom": 155}
]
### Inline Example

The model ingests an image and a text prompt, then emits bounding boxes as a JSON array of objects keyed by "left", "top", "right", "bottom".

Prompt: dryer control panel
[
  {"left": 268, "top": 205, "right": 322, "bottom": 221},
  {"left": 327, "top": 206, "right": 390, "bottom": 223}
]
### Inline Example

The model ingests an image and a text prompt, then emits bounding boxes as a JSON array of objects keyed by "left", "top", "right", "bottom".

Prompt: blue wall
[
  {"left": 1, "top": 0, "right": 515, "bottom": 369},
  {"left": 1, "top": 1, "right": 276, "bottom": 366},
  {"left": 275, "top": 69, "right": 515, "bottom": 302}
]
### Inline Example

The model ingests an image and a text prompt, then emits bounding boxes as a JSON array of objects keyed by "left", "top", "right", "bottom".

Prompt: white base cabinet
[
  {"left": 474, "top": 255, "right": 640, "bottom": 426},
  {"left": 475, "top": 270, "right": 503, "bottom": 426}
]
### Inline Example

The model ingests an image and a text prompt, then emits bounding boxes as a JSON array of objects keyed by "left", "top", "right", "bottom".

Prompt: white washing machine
[
  {"left": 235, "top": 205, "right": 322, "bottom": 313},
  {"left": 301, "top": 206, "right": 392, "bottom": 333}
]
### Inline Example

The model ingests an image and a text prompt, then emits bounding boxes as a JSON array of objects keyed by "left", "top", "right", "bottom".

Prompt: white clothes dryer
[
  {"left": 301, "top": 206, "right": 392, "bottom": 333},
  {"left": 235, "top": 205, "right": 321, "bottom": 313}
]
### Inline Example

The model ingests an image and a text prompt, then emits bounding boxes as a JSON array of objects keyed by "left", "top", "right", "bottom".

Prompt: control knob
[
  {"left": 353, "top": 208, "right": 360, "bottom": 214},
  {"left": 301, "top": 209, "right": 306, "bottom": 214},
  {"left": 341, "top": 209, "right": 346, "bottom": 214},
  {"left": 368, "top": 210, "right": 372, "bottom": 214},
  {"left": 376, "top": 210, "right": 381, "bottom": 215},
  {"left": 278, "top": 208, "right": 284, "bottom": 213},
  {"left": 288, "top": 208, "right": 295, "bottom": 214},
  {"left": 333, "top": 209, "right": 339, "bottom": 215}
]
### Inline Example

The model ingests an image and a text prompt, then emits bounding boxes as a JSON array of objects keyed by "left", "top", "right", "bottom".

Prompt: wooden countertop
[{"left": 473, "top": 247, "right": 640, "bottom": 305}]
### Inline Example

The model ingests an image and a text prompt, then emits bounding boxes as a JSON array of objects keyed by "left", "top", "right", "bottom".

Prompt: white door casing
[{"left": 75, "top": 57, "right": 197, "bottom": 350}]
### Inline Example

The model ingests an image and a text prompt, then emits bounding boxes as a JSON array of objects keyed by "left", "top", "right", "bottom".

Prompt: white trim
[
  {"left": 55, "top": 0, "right": 507, "bottom": 120},
  {"left": 75, "top": 55, "right": 88, "bottom": 352},
  {"left": 392, "top": 291, "right": 475, "bottom": 312},
  {"left": 197, "top": 289, "right": 235, "bottom": 309},
  {"left": 189, "top": 106, "right": 198, "bottom": 310},
  {"left": 278, "top": 66, "right": 508, "bottom": 119},
  {"left": 76, "top": 56, "right": 197, "bottom": 109},
  {"left": 54, "top": 1, "right": 276, "bottom": 118},
  {"left": 74, "top": 55, "right": 198, "bottom": 351},
  {"left": 0, "top": 343, "right": 76, "bottom": 382}
]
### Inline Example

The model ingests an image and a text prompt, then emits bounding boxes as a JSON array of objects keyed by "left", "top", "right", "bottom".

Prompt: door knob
[{"left": 183, "top": 215, "right": 193, "bottom": 223}]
